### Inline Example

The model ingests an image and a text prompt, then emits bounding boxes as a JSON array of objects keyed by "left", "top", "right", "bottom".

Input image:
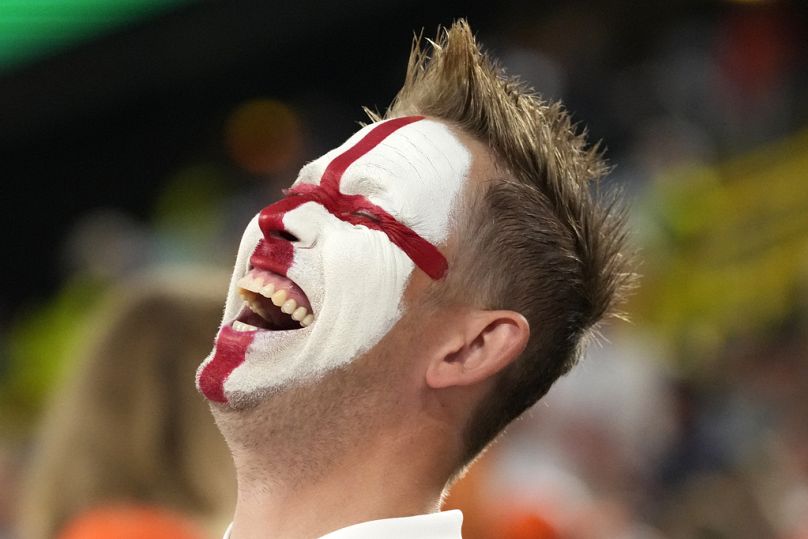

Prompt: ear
[{"left": 425, "top": 309, "right": 530, "bottom": 390}]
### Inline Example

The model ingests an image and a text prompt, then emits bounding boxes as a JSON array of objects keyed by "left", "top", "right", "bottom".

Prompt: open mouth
[{"left": 231, "top": 268, "right": 314, "bottom": 332}]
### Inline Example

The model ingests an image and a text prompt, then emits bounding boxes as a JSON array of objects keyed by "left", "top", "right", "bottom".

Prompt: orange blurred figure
[
  {"left": 58, "top": 505, "right": 205, "bottom": 539},
  {"left": 498, "top": 511, "right": 559, "bottom": 539}
]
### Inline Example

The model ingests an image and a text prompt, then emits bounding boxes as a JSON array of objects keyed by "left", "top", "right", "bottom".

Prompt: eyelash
[
  {"left": 282, "top": 187, "right": 382, "bottom": 224},
  {"left": 351, "top": 209, "right": 381, "bottom": 223}
]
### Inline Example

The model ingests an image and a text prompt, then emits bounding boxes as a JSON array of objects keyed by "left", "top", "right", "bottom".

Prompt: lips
[
  {"left": 199, "top": 266, "right": 314, "bottom": 403},
  {"left": 231, "top": 268, "right": 314, "bottom": 332}
]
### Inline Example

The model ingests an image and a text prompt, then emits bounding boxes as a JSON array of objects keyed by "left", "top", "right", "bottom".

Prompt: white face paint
[{"left": 196, "top": 118, "right": 471, "bottom": 407}]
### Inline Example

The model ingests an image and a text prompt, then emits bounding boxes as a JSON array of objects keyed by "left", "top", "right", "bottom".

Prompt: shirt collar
[{"left": 222, "top": 510, "right": 463, "bottom": 539}]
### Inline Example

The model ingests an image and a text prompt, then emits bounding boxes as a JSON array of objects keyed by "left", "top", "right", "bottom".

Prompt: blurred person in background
[
  {"left": 444, "top": 328, "right": 674, "bottom": 539},
  {"left": 16, "top": 270, "right": 236, "bottom": 539},
  {"left": 195, "top": 21, "right": 633, "bottom": 539}
]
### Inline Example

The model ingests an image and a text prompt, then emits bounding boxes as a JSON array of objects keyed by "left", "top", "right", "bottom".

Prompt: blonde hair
[
  {"left": 18, "top": 270, "right": 235, "bottom": 539},
  {"left": 373, "top": 20, "right": 635, "bottom": 462}
]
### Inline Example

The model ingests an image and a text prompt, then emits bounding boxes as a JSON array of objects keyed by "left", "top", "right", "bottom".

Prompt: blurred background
[{"left": 1, "top": 0, "right": 807, "bottom": 537}]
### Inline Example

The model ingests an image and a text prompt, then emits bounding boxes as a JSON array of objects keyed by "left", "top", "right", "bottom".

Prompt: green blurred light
[{"left": 0, "top": 0, "right": 193, "bottom": 71}]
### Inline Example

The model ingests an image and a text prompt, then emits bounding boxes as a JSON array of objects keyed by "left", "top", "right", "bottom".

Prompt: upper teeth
[
  {"left": 281, "top": 298, "right": 297, "bottom": 314},
  {"left": 271, "top": 289, "right": 287, "bottom": 306},
  {"left": 236, "top": 273, "right": 314, "bottom": 328}
]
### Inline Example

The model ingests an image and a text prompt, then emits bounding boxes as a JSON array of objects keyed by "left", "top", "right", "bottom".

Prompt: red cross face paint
[{"left": 196, "top": 118, "right": 471, "bottom": 407}]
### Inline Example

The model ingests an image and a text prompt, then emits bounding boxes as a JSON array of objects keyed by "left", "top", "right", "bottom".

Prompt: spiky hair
[{"left": 373, "top": 20, "right": 635, "bottom": 464}]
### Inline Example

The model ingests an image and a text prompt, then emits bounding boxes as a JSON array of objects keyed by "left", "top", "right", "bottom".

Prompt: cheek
[
  {"left": 319, "top": 226, "right": 414, "bottom": 346},
  {"left": 223, "top": 216, "right": 263, "bottom": 320},
  {"left": 323, "top": 226, "right": 413, "bottom": 293}
]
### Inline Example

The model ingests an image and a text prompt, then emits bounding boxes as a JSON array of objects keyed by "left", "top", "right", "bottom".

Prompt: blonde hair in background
[{"left": 17, "top": 269, "right": 235, "bottom": 539}]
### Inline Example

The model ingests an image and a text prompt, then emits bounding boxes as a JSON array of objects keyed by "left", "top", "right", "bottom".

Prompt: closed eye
[{"left": 352, "top": 209, "right": 381, "bottom": 223}]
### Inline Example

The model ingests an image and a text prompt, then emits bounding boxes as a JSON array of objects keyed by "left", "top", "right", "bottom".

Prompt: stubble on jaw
[{"left": 210, "top": 297, "right": 430, "bottom": 490}]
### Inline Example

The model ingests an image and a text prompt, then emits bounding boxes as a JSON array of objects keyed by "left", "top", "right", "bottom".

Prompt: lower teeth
[{"left": 233, "top": 321, "right": 258, "bottom": 332}]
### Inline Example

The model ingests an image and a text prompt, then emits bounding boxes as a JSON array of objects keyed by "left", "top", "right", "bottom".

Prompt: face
[{"left": 196, "top": 117, "right": 471, "bottom": 407}]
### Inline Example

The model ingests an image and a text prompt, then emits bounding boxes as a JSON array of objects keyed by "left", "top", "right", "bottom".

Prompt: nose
[
  {"left": 258, "top": 201, "right": 300, "bottom": 243},
  {"left": 249, "top": 200, "right": 305, "bottom": 275}
]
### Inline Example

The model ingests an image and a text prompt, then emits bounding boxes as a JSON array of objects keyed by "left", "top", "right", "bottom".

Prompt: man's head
[{"left": 197, "top": 20, "right": 633, "bottom": 469}]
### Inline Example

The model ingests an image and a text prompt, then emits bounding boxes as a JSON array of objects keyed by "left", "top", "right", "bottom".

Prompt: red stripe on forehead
[
  {"left": 312, "top": 115, "right": 448, "bottom": 279},
  {"left": 320, "top": 116, "right": 425, "bottom": 190}
]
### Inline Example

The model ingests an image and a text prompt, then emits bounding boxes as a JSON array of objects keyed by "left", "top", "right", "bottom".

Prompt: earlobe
[{"left": 425, "top": 310, "right": 530, "bottom": 390}]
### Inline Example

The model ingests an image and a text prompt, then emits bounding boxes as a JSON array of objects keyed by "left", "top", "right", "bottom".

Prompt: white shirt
[{"left": 222, "top": 510, "right": 463, "bottom": 539}]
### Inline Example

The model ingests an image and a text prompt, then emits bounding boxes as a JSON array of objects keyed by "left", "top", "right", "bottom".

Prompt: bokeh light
[{"left": 224, "top": 98, "right": 303, "bottom": 175}]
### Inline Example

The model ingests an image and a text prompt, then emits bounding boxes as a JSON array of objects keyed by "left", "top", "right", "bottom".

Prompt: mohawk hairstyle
[{"left": 371, "top": 20, "right": 635, "bottom": 465}]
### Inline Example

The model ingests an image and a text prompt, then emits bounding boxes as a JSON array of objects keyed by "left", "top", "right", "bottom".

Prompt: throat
[
  {"left": 230, "top": 441, "right": 446, "bottom": 539},
  {"left": 222, "top": 383, "right": 449, "bottom": 539}
]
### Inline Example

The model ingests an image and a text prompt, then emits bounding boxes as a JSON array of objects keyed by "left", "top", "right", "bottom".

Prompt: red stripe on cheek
[
  {"left": 198, "top": 327, "right": 256, "bottom": 403},
  {"left": 385, "top": 225, "right": 448, "bottom": 280},
  {"left": 202, "top": 194, "right": 316, "bottom": 405},
  {"left": 336, "top": 195, "right": 448, "bottom": 279}
]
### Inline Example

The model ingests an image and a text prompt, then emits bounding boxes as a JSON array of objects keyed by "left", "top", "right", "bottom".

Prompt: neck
[
  {"left": 215, "top": 374, "right": 457, "bottom": 539},
  {"left": 231, "top": 436, "right": 447, "bottom": 538}
]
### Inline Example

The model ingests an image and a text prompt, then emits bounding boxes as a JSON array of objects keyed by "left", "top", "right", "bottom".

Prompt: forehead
[{"left": 297, "top": 119, "right": 472, "bottom": 244}]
